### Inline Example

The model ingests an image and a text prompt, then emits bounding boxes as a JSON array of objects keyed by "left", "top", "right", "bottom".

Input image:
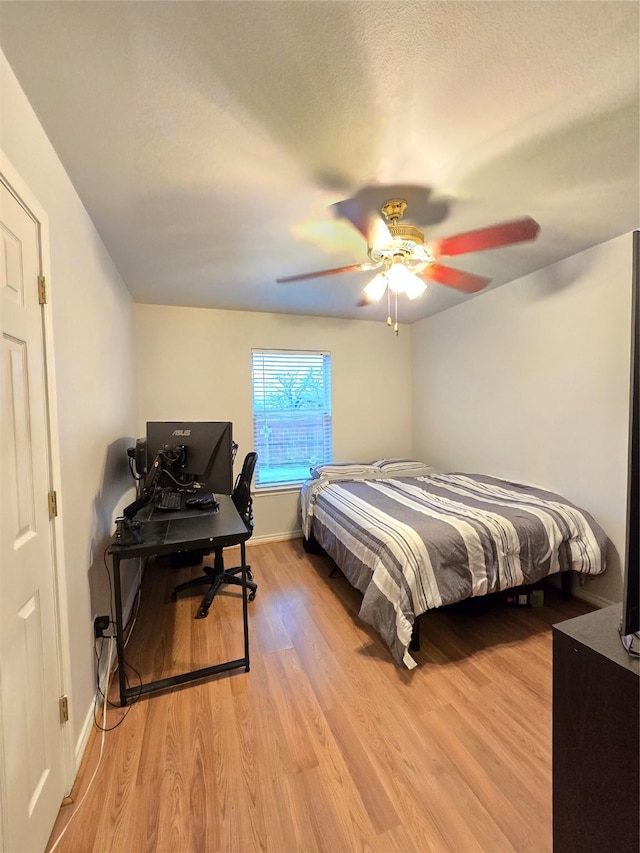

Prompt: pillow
[
  {"left": 309, "top": 462, "right": 381, "bottom": 481},
  {"left": 371, "top": 459, "right": 434, "bottom": 477}
]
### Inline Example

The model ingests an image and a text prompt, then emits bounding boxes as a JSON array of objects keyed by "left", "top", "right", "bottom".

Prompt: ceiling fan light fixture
[
  {"left": 277, "top": 196, "right": 540, "bottom": 331},
  {"left": 404, "top": 275, "right": 428, "bottom": 300},
  {"left": 363, "top": 271, "right": 388, "bottom": 302},
  {"left": 387, "top": 260, "right": 419, "bottom": 294},
  {"left": 363, "top": 259, "right": 427, "bottom": 306},
  {"left": 367, "top": 200, "right": 433, "bottom": 267}
]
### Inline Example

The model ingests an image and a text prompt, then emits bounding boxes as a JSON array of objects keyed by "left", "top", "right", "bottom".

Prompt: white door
[{"left": 0, "top": 179, "right": 66, "bottom": 852}]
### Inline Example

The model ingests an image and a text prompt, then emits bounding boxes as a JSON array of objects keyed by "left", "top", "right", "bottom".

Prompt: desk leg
[
  {"left": 241, "top": 541, "right": 250, "bottom": 672},
  {"left": 111, "top": 553, "right": 128, "bottom": 706}
]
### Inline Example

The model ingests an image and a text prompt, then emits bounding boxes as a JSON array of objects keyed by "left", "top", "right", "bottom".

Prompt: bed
[{"left": 300, "top": 464, "right": 607, "bottom": 668}]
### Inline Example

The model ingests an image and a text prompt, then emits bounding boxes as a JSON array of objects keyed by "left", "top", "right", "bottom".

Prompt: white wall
[
  {"left": 1, "top": 52, "right": 138, "bottom": 755},
  {"left": 134, "top": 304, "right": 414, "bottom": 538},
  {"left": 2, "top": 34, "right": 632, "bottom": 777},
  {"left": 411, "top": 233, "right": 635, "bottom": 606}
]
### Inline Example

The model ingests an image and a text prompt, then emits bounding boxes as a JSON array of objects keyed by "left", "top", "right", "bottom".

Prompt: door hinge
[
  {"left": 38, "top": 275, "right": 47, "bottom": 304},
  {"left": 48, "top": 490, "right": 58, "bottom": 518},
  {"left": 59, "top": 695, "right": 69, "bottom": 723}
]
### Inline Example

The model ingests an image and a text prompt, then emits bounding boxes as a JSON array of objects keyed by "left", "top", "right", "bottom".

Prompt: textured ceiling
[{"left": 1, "top": 1, "right": 638, "bottom": 324}]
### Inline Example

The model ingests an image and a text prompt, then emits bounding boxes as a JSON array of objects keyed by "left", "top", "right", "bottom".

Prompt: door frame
[{"left": 0, "top": 150, "right": 75, "bottom": 809}]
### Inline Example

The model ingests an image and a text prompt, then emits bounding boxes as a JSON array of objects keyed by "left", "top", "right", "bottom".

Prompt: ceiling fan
[{"left": 277, "top": 198, "right": 540, "bottom": 331}]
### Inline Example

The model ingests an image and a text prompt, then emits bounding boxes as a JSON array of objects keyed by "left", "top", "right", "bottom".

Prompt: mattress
[{"left": 301, "top": 472, "right": 607, "bottom": 668}]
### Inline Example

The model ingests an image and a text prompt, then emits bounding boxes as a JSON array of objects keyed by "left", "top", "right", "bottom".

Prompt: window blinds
[{"left": 251, "top": 349, "right": 332, "bottom": 487}]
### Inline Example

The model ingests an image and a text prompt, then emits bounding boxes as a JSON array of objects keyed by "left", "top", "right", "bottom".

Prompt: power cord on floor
[
  {"left": 48, "top": 544, "right": 151, "bottom": 846},
  {"left": 95, "top": 544, "right": 146, "bottom": 716},
  {"left": 47, "top": 638, "right": 112, "bottom": 852},
  {"left": 93, "top": 625, "right": 143, "bottom": 729},
  {"left": 102, "top": 545, "right": 146, "bottom": 640}
]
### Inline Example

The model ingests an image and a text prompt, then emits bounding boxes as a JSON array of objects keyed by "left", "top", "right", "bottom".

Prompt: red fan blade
[
  {"left": 430, "top": 217, "right": 540, "bottom": 257},
  {"left": 276, "top": 263, "right": 378, "bottom": 284},
  {"left": 419, "top": 263, "right": 491, "bottom": 293}
]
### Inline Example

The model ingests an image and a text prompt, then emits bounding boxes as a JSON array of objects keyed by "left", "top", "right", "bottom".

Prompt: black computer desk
[{"left": 107, "top": 494, "right": 251, "bottom": 706}]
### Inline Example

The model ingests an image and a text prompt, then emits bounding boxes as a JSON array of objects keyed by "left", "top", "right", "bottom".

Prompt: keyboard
[{"left": 155, "top": 491, "right": 182, "bottom": 511}]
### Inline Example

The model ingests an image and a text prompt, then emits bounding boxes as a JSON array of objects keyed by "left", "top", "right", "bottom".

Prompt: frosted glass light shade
[
  {"left": 404, "top": 275, "right": 427, "bottom": 299},
  {"left": 386, "top": 262, "right": 416, "bottom": 293},
  {"left": 363, "top": 272, "right": 388, "bottom": 302},
  {"left": 362, "top": 263, "right": 427, "bottom": 307}
]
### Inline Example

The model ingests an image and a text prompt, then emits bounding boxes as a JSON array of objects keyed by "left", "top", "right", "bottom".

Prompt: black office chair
[{"left": 171, "top": 452, "right": 258, "bottom": 618}]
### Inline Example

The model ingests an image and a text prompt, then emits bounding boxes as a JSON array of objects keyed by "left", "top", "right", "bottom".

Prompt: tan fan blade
[
  {"left": 276, "top": 262, "right": 380, "bottom": 284},
  {"left": 367, "top": 214, "right": 392, "bottom": 248},
  {"left": 356, "top": 293, "right": 381, "bottom": 307},
  {"left": 418, "top": 263, "right": 491, "bottom": 293},
  {"left": 332, "top": 199, "right": 391, "bottom": 248}
]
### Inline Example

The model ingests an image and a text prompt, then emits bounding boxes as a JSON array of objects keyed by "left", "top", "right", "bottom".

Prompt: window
[{"left": 251, "top": 349, "right": 332, "bottom": 487}]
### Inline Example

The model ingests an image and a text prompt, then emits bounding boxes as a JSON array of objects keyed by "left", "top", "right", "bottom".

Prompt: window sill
[{"left": 253, "top": 483, "right": 304, "bottom": 496}]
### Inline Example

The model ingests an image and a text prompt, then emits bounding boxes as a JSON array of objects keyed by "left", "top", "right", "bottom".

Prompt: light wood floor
[{"left": 47, "top": 539, "right": 592, "bottom": 853}]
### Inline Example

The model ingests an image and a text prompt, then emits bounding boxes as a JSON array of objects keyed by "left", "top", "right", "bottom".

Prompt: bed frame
[{"left": 303, "top": 531, "right": 574, "bottom": 653}]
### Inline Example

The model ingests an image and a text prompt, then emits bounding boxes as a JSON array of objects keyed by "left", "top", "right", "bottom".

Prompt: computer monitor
[{"left": 145, "top": 421, "right": 234, "bottom": 494}]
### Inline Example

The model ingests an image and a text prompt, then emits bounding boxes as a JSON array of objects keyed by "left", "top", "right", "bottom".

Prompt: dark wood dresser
[{"left": 553, "top": 605, "right": 639, "bottom": 853}]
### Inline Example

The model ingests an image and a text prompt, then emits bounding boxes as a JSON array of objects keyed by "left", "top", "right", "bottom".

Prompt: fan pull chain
[
  {"left": 394, "top": 291, "right": 399, "bottom": 334},
  {"left": 386, "top": 284, "right": 392, "bottom": 327}
]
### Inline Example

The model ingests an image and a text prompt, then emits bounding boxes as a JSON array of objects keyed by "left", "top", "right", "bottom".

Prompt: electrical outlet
[{"left": 94, "top": 615, "right": 110, "bottom": 638}]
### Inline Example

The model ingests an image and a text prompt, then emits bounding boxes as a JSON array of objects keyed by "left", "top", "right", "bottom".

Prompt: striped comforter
[{"left": 300, "top": 473, "right": 607, "bottom": 668}]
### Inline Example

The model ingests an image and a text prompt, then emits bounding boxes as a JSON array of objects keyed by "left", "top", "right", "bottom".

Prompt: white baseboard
[
  {"left": 73, "top": 636, "right": 115, "bottom": 768},
  {"left": 72, "top": 558, "right": 143, "bottom": 773},
  {"left": 543, "top": 571, "right": 616, "bottom": 611},
  {"left": 248, "top": 530, "right": 304, "bottom": 546},
  {"left": 571, "top": 585, "right": 617, "bottom": 610},
  {"left": 75, "top": 699, "right": 97, "bottom": 770}
]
